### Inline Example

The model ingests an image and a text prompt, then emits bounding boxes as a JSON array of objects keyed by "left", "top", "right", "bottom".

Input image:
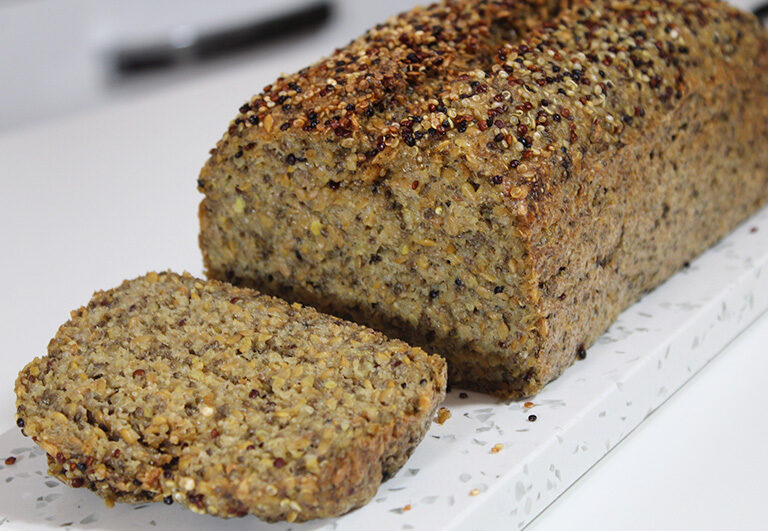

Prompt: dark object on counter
[
  {"left": 755, "top": 3, "right": 768, "bottom": 27},
  {"left": 114, "top": 2, "right": 333, "bottom": 77}
]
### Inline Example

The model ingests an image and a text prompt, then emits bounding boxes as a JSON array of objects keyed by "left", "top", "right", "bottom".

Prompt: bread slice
[
  {"left": 14, "top": 272, "right": 446, "bottom": 521},
  {"left": 198, "top": 0, "right": 768, "bottom": 397}
]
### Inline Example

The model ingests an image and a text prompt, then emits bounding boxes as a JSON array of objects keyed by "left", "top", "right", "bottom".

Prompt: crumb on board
[
  {"left": 490, "top": 443, "right": 504, "bottom": 454},
  {"left": 469, "top": 489, "right": 481, "bottom": 496},
  {"left": 436, "top": 407, "right": 451, "bottom": 425}
]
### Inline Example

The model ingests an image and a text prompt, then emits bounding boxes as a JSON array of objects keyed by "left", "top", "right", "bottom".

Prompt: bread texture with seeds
[
  {"left": 14, "top": 272, "right": 446, "bottom": 521},
  {"left": 198, "top": 0, "right": 768, "bottom": 397}
]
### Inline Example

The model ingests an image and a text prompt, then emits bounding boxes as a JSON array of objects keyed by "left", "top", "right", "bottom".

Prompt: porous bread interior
[
  {"left": 201, "top": 156, "right": 543, "bottom": 395},
  {"left": 15, "top": 272, "right": 445, "bottom": 521}
]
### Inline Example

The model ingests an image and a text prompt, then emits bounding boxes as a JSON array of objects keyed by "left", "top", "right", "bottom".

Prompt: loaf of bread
[
  {"left": 15, "top": 272, "right": 445, "bottom": 521},
  {"left": 198, "top": 0, "right": 768, "bottom": 397}
]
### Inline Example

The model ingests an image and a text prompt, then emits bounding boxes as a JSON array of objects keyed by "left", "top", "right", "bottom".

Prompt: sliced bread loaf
[{"left": 198, "top": 0, "right": 768, "bottom": 397}]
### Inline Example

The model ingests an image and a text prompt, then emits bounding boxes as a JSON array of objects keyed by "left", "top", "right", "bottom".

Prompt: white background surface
[
  {"left": 1, "top": 1, "right": 767, "bottom": 529},
  {"left": 529, "top": 312, "right": 768, "bottom": 531}
]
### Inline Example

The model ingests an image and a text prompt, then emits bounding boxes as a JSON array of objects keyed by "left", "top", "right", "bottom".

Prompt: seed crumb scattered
[
  {"left": 490, "top": 443, "right": 504, "bottom": 454},
  {"left": 469, "top": 489, "right": 481, "bottom": 496},
  {"left": 436, "top": 407, "right": 451, "bottom": 425},
  {"left": 4, "top": 457, "right": 16, "bottom": 465},
  {"left": 309, "top": 219, "right": 323, "bottom": 236},
  {"left": 402, "top": 504, "right": 412, "bottom": 512},
  {"left": 523, "top": 401, "right": 534, "bottom": 409},
  {"left": 576, "top": 344, "right": 587, "bottom": 360}
]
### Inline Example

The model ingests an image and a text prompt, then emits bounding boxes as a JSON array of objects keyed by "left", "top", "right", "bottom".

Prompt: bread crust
[
  {"left": 199, "top": 0, "right": 768, "bottom": 397},
  {"left": 15, "top": 272, "right": 446, "bottom": 521}
]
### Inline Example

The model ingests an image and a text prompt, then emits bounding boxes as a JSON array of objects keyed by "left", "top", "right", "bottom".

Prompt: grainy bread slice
[
  {"left": 198, "top": 0, "right": 768, "bottom": 397},
  {"left": 14, "top": 272, "right": 446, "bottom": 522}
]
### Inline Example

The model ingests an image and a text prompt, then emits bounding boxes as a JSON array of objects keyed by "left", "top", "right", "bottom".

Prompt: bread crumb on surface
[{"left": 436, "top": 407, "right": 452, "bottom": 425}]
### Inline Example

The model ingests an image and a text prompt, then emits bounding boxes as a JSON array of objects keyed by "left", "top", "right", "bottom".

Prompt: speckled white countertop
[{"left": 0, "top": 20, "right": 766, "bottom": 528}]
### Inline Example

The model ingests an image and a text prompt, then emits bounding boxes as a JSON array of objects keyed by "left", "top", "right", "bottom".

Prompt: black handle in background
[
  {"left": 755, "top": 3, "right": 768, "bottom": 26},
  {"left": 113, "top": 1, "right": 333, "bottom": 79}
]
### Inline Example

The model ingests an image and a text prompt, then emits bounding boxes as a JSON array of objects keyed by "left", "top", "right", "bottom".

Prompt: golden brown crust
[
  {"left": 199, "top": 0, "right": 768, "bottom": 397},
  {"left": 214, "top": 0, "right": 570, "bottom": 165},
  {"left": 15, "top": 272, "right": 446, "bottom": 521}
]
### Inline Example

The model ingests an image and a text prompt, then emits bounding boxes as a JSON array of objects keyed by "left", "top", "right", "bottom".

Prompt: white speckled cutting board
[{"left": 0, "top": 205, "right": 765, "bottom": 531}]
